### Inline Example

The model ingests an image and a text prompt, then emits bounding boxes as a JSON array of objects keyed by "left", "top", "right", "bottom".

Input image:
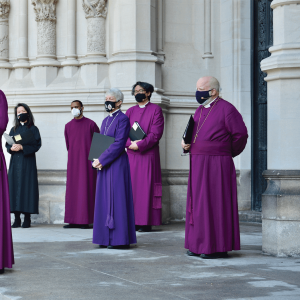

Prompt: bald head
[{"left": 196, "top": 76, "right": 220, "bottom": 93}]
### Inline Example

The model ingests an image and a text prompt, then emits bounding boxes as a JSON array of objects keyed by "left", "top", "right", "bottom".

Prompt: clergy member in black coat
[{"left": 6, "top": 103, "right": 41, "bottom": 228}]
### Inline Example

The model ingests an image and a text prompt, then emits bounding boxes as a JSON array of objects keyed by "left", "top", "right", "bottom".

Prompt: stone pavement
[{"left": 1, "top": 222, "right": 300, "bottom": 300}]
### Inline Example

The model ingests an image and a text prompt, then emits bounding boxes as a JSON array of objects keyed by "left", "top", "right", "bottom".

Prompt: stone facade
[{"left": 1, "top": 0, "right": 252, "bottom": 224}]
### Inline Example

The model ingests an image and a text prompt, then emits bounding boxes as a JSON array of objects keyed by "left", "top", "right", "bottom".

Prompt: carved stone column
[
  {"left": 80, "top": 0, "right": 109, "bottom": 87},
  {"left": 0, "top": 0, "right": 12, "bottom": 69},
  {"left": 31, "top": 0, "right": 60, "bottom": 67},
  {"left": 81, "top": 0, "right": 107, "bottom": 65},
  {"left": 261, "top": 0, "right": 300, "bottom": 257},
  {"left": 31, "top": 0, "right": 60, "bottom": 87}
]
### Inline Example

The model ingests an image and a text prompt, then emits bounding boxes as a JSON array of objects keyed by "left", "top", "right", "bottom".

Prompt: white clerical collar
[
  {"left": 139, "top": 101, "right": 150, "bottom": 109},
  {"left": 109, "top": 109, "right": 120, "bottom": 117},
  {"left": 20, "top": 122, "right": 25, "bottom": 126},
  {"left": 204, "top": 97, "right": 218, "bottom": 108}
]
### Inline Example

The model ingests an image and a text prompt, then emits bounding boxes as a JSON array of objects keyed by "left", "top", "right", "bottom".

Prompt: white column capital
[
  {"left": 31, "top": 0, "right": 58, "bottom": 22},
  {"left": 82, "top": 0, "right": 107, "bottom": 19},
  {"left": 271, "top": 0, "right": 300, "bottom": 9}
]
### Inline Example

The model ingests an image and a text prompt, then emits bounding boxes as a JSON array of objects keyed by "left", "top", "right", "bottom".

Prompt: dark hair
[
  {"left": 14, "top": 103, "right": 35, "bottom": 131},
  {"left": 131, "top": 81, "right": 154, "bottom": 99},
  {"left": 72, "top": 100, "right": 83, "bottom": 107}
]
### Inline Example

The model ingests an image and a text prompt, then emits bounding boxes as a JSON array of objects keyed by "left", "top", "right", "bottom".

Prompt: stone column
[
  {"left": 0, "top": 0, "right": 12, "bottom": 83},
  {"left": 261, "top": 0, "right": 300, "bottom": 257},
  {"left": 31, "top": 0, "right": 60, "bottom": 87},
  {"left": 14, "top": 0, "right": 30, "bottom": 78},
  {"left": 61, "top": 0, "right": 79, "bottom": 78},
  {"left": 202, "top": 0, "right": 213, "bottom": 62},
  {"left": 80, "top": 0, "right": 108, "bottom": 87}
]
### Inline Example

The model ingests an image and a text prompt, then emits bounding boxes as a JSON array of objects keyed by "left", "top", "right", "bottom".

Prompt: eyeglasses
[{"left": 134, "top": 89, "right": 145, "bottom": 95}]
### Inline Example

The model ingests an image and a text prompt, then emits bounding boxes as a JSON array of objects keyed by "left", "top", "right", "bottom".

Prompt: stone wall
[{"left": 2, "top": 0, "right": 252, "bottom": 224}]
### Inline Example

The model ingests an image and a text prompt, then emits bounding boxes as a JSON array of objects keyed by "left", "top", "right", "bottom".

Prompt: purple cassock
[
  {"left": 125, "top": 102, "right": 164, "bottom": 226},
  {"left": 185, "top": 97, "right": 248, "bottom": 255},
  {"left": 0, "top": 90, "right": 14, "bottom": 270},
  {"left": 64, "top": 116, "right": 100, "bottom": 225},
  {"left": 93, "top": 110, "right": 137, "bottom": 246}
]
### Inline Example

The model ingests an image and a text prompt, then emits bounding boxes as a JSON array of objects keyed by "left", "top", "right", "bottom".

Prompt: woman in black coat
[{"left": 6, "top": 103, "right": 41, "bottom": 228}]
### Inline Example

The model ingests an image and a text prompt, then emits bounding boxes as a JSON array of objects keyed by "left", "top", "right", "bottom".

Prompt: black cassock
[{"left": 6, "top": 125, "right": 41, "bottom": 214}]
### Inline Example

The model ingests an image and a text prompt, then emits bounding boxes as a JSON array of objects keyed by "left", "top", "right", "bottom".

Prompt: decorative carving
[
  {"left": 37, "top": 20, "right": 56, "bottom": 56},
  {"left": 87, "top": 17, "right": 106, "bottom": 53},
  {"left": 31, "top": 0, "right": 58, "bottom": 22},
  {"left": 82, "top": 0, "right": 107, "bottom": 19},
  {"left": 0, "top": 0, "right": 10, "bottom": 19}
]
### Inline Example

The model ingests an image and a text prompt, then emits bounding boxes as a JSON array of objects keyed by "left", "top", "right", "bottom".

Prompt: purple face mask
[{"left": 195, "top": 90, "right": 212, "bottom": 104}]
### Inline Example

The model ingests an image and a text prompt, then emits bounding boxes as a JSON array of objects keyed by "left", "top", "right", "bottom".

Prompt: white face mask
[{"left": 72, "top": 108, "right": 81, "bottom": 117}]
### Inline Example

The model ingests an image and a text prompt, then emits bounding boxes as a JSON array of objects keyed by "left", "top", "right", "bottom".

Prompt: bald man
[{"left": 182, "top": 76, "right": 248, "bottom": 259}]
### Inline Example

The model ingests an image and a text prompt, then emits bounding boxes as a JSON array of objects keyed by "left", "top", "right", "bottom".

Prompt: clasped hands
[
  {"left": 181, "top": 139, "right": 191, "bottom": 151},
  {"left": 92, "top": 159, "right": 103, "bottom": 170},
  {"left": 11, "top": 144, "right": 23, "bottom": 152},
  {"left": 128, "top": 140, "right": 141, "bottom": 151}
]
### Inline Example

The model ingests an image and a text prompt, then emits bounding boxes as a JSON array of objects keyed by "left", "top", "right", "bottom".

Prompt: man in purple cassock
[
  {"left": 182, "top": 76, "right": 248, "bottom": 259},
  {"left": 64, "top": 100, "right": 100, "bottom": 229},
  {"left": 125, "top": 82, "right": 164, "bottom": 232},
  {"left": 0, "top": 90, "right": 14, "bottom": 274},
  {"left": 92, "top": 88, "right": 136, "bottom": 249}
]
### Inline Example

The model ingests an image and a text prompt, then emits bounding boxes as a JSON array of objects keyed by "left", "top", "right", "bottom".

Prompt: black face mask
[
  {"left": 105, "top": 101, "right": 116, "bottom": 112},
  {"left": 135, "top": 93, "right": 147, "bottom": 103},
  {"left": 195, "top": 90, "right": 212, "bottom": 104},
  {"left": 18, "top": 113, "right": 29, "bottom": 123}
]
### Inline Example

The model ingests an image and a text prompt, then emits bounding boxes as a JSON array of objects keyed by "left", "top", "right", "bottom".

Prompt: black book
[
  {"left": 129, "top": 122, "right": 147, "bottom": 141},
  {"left": 88, "top": 132, "right": 115, "bottom": 161},
  {"left": 182, "top": 115, "right": 195, "bottom": 144}
]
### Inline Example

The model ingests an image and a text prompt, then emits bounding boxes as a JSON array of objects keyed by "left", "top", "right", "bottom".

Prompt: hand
[
  {"left": 129, "top": 140, "right": 141, "bottom": 151},
  {"left": 92, "top": 159, "right": 102, "bottom": 170},
  {"left": 11, "top": 144, "right": 23, "bottom": 152},
  {"left": 181, "top": 139, "right": 191, "bottom": 151}
]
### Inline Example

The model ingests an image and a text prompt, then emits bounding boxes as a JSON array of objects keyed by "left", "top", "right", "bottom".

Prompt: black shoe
[
  {"left": 81, "top": 225, "right": 90, "bottom": 229},
  {"left": 22, "top": 215, "right": 31, "bottom": 228},
  {"left": 201, "top": 252, "right": 228, "bottom": 259},
  {"left": 135, "top": 225, "right": 141, "bottom": 232},
  {"left": 11, "top": 219, "right": 21, "bottom": 228},
  {"left": 99, "top": 245, "right": 107, "bottom": 248},
  {"left": 187, "top": 250, "right": 200, "bottom": 257},
  {"left": 107, "top": 245, "right": 130, "bottom": 250},
  {"left": 138, "top": 225, "right": 152, "bottom": 232},
  {"left": 63, "top": 224, "right": 81, "bottom": 229},
  {"left": 0, "top": 268, "right": 4, "bottom": 274}
]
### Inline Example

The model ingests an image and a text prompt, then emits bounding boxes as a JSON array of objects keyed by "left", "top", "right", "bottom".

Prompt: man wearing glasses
[{"left": 126, "top": 82, "right": 165, "bottom": 232}]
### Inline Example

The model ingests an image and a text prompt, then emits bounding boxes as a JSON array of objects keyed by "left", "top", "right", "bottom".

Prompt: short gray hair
[
  {"left": 209, "top": 77, "right": 220, "bottom": 92},
  {"left": 105, "top": 88, "right": 124, "bottom": 102}
]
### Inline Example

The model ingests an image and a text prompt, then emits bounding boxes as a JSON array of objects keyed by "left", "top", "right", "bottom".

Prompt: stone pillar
[
  {"left": 31, "top": 0, "right": 60, "bottom": 87},
  {"left": 0, "top": 0, "right": 12, "bottom": 85},
  {"left": 61, "top": 0, "right": 79, "bottom": 78},
  {"left": 261, "top": 0, "right": 300, "bottom": 257},
  {"left": 14, "top": 0, "right": 31, "bottom": 78},
  {"left": 80, "top": 0, "right": 108, "bottom": 87},
  {"left": 202, "top": 0, "right": 213, "bottom": 63}
]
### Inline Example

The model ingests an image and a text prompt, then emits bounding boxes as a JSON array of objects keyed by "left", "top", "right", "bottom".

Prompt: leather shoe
[
  {"left": 0, "top": 268, "right": 4, "bottom": 275},
  {"left": 138, "top": 225, "right": 152, "bottom": 232},
  {"left": 187, "top": 250, "right": 200, "bottom": 256},
  {"left": 99, "top": 245, "right": 107, "bottom": 248},
  {"left": 107, "top": 245, "right": 130, "bottom": 250}
]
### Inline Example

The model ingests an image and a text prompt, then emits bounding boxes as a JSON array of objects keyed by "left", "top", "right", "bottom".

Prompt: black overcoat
[{"left": 6, "top": 124, "right": 41, "bottom": 214}]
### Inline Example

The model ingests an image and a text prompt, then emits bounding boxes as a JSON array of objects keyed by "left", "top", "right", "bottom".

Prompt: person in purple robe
[
  {"left": 0, "top": 90, "right": 14, "bottom": 274},
  {"left": 92, "top": 88, "right": 136, "bottom": 249},
  {"left": 64, "top": 100, "right": 100, "bottom": 229},
  {"left": 182, "top": 76, "right": 248, "bottom": 259},
  {"left": 125, "top": 82, "right": 164, "bottom": 232}
]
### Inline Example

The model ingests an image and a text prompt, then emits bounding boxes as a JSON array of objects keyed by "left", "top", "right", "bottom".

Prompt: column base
[
  {"left": 262, "top": 170, "right": 300, "bottom": 257},
  {"left": 31, "top": 66, "right": 59, "bottom": 88},
  {"left": 80, "top": 63, "right": 109, "bottom": 87},
  {"left": 0, "top": 68, "right": 11, "bottom": 85}
]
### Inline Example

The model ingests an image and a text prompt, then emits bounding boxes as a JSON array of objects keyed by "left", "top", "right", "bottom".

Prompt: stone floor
[{"left": 1, "top": 222, "right": 300, "bottom": 300}]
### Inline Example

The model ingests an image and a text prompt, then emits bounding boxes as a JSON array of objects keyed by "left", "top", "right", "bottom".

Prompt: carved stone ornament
[
  {"left": 0, "top": 0, "right": 10, "bottom": 19},
  {"left": 31, "top": 0, "right": 58, "bottom": 22},
  {"left": 82, "top": 0, "right": 108, "bottom": 19}
]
